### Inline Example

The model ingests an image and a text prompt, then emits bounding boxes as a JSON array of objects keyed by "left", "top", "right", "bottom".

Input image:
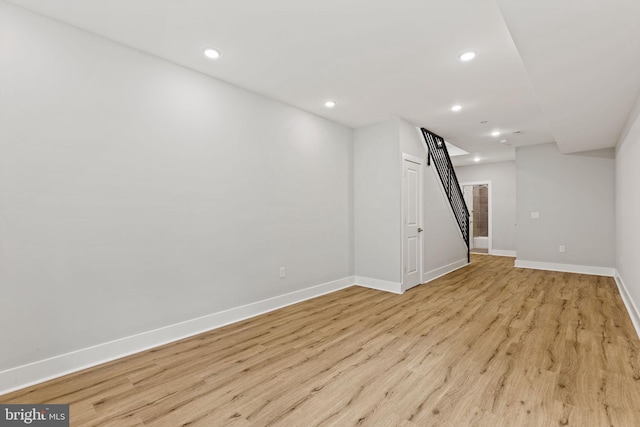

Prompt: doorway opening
[{"left": 461, "top": 182, "right": 492, "bottom": 255}]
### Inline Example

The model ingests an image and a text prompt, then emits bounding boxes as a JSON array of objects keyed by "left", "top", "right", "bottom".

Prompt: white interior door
[
  {"left": 463, "top": 185, "right": 474, "bottom": 249},
  {"left": 402, "top": 157, "right": 422, "bottom": 291}
]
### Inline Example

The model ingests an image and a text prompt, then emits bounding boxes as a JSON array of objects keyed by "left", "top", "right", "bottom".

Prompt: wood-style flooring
[
  {"left": 2, "top": 255, "right": 640, "bottom": 426},
  {"left": 470, "top": 248, "right": 489, "bottom": 254}
]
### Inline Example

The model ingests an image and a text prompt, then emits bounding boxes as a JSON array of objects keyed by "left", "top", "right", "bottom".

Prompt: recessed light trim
[
  {"left": 473, "top": 157, "right": 481, "bottom": 162},
  {"left": 500, "top": 139, "right": 508, "bottom": 144},
  {"left": 451, "top": 104, "right": 462, "bottom": 112},
  {"left": 324, "top": 100, "right": 336, "bottom": 108},
  {"left": 491, "top": 131, "right": 500, "bottom": 137},
  {"left": 458, "top": 50, "right": 477, "bottom": 62},
  {"left": 203, "top": 48, "right": 221, "bottom": 59}
]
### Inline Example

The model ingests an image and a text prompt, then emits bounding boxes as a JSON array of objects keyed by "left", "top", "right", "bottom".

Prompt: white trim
[
  {"left": 460, "top": 180, "right": 492, "bottom": 254},
  {"left": 514, "top": 259, "right": 615, "bottom": 277},
  {"left": 614, "top": 270, "right": 640, "bottom": 340},
  {"left": 422, "top": 258, "right": 469, "bottom": 283},
  {"left": 0, "top": 276, "right": 354, "bottom": 396},
  {"left": 355, "top": 276, "right": 403, "bottom": 294},
  {"left": 490, "top": 249, "right": 517, "bottom": 257},
  {"left": 401, "top": 153, "right": 424, "bottom": 292},
  {"left": 401, "top": 153, "right": 423, "bottom": 165}
]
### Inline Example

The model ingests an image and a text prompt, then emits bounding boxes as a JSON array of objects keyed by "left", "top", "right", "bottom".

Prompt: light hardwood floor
[{"left": 2, "top": 255, "right": 640, "bottom": 426}]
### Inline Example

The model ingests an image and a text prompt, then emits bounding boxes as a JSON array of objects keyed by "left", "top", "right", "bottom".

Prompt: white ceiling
[
  {"left": 498, "top": 0, "right": 640, "bottom": 154},
  {"left": 7, "top": 0, "right": 640, "bottom": 165}
]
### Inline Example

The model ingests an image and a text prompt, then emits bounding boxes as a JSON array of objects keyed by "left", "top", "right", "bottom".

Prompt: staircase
[{"left": 420, "top": 128, "right": 470, "bottom": 263}]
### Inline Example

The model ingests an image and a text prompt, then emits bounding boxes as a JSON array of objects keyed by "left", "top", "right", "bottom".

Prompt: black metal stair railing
[{"left": 420, "top": 128, "right": 470, "bottom": 262}]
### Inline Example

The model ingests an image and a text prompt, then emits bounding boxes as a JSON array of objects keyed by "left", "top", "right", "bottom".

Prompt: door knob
[{"left": 418, "top": 228, "right": 423, "bottom": 232}]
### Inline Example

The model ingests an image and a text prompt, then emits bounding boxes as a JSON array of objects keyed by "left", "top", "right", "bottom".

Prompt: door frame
[
  {"left": 462, "top": 185, "right": 474, "bottom": 249},
  {"left": 401, "top": 153, "right": 424, "bottom": 292},
  {"left": 460, "top": 181, "right": 492, "bottom": 254}
]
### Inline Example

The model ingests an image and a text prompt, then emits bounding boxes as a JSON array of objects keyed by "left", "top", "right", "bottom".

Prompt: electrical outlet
[
  {"left": 559, "top": 245, "right": 565, "bottom": 253},
  {"left": 279, "top": 267, "right": 286, "bottom": 278}
]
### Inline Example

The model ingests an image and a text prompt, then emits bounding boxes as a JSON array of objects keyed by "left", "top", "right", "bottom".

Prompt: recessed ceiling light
[
  {"left": 473, "top": 157, "right": 481, "bottom": 162},
  {"left": 324, "top": 100, "right": 336, "bottom": 108},
  {"left": 491, "top": 131, "right": 500, "bottom": 137},
  {"left": 203, "top": 48, "right": 221, "bottom": 59},
  {"left": 480, "top": 120, "right": 488, "bottom": 124},
  {"left": 500, "top": 139, "right": 508, "bottom": 144},
  {"left": 451, "top": 105, "right": 462, "bottom": 112},
  {"left": 458, "top": 51, "right": 477, "bottom": 62}
]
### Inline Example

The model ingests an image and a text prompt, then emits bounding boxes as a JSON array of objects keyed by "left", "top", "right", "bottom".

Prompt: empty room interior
[{"left": 2, "top": 0, "right": 640, "bottom": 425}]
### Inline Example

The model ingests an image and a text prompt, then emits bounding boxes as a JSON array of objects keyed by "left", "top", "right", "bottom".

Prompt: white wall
[
  {"left": 515, "top": 143, "right": 615, "bottom": 269},
  {"left": 398, "top": 121, "right": 468, "bottom": 280},
  {"left": 0, "top": 3, "right": 353, "bottom": 373},
  {"left": 456, "top": 161, "right": 517, "bottom": 254},
  {"left": 353, "top": 119, "right": 468, "bottom": 288},
  {"left": 616, "top": 92, "right": 640, "bottom": 329},
  {"left": 353, "top": 119, "right": 401, "bottom": 284}
]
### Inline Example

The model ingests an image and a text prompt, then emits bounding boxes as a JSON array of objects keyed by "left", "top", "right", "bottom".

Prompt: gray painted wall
[
  {"left": 398, "top": 121, "right": 468, "bottom": 276},
  {"left": 0, "top": 2, "right": 478, "bottom": 379},
  {"left": 353, "top": 119, "right": 402, "bottom": 283},
  {"left": 0, "top": 3, "right": 353, "bottom": 371},
  {"left": 353, "top": 118, "right": 467, "bottom": 284},
  {"left": 516, "top": 143, "right": 615, "bottom": 267},
  {"left": 616, "top": 92, "right": 640, "bottom": 313},
  {"left": 456, "top": 161, "right": 517, "bottom": 253},
  {"left": 422, "top": 164, "right": 469, "bottom": 274}
]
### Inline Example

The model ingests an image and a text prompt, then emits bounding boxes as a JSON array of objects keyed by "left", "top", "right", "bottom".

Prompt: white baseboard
[
  {"left": 490, "top": 249, "right": 516, "bottom": 257},
  {"left": 0, "top": 276, "right": 354, "bottom": 396},
  {"left": 614, "top": 270, "right": 640, "bottom": 340},
  {"left": 514, "top": 259, "right": 615, "bottom": 277},
  {"left": 422, "top": 258, "right": 469, "bottom": 284},
  {"left": 354, "top": 276, "right": 403, "bottom": 294}
]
